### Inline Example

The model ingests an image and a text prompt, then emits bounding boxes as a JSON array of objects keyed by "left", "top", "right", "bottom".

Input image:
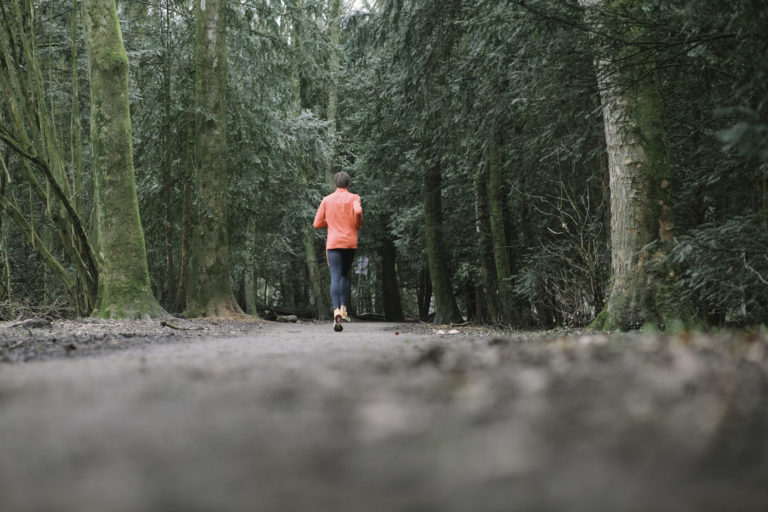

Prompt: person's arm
[
  {"left": 353, "top": 195, "right": 362, "bottom": 230},
  {"left": 313, "top": 199, "right": 327, "bottom": 229}
]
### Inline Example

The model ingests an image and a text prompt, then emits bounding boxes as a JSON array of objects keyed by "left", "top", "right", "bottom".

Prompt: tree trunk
[
  {"left": 83, "top": 0, "right": 166, "bottom": 319},
  {"left": 161, "top": 0, "right": 175, "bottom": 307},
  {"left": 174, "top": 131, "right": 192, "bottom": 313},
  {"left": 70, "top": 0, "right": 83, "bottom": 218},
  {"left": 325, "top": 0, "right": 341, "bottom": 184},
  {"left": 418, "top": 263, "right": 432, "bottom": 320},
  {"left": 302, "top": 230, "right": 331, "bottom": 319},
  {"left": 291, "top": 0, "right": 331, "bottom": 320},
  {"left": 424, "top": 160, "right": 463, "bottom": 324},
  {"left": 380, "top": 237, "right": 404, "bottom": 321},
  {"left": 473, "top": 286, "right": 489, "bottom": 323},
  {"left": 581, "top": 0, "right": 690, "bottom": 330},
  {"left": 185, "top": 0, "right": 243, "bottom": 318},
  {"left": 281, "top": 266, "right": 297, "bottom": 309},
  {"left": 475, "top": 158, "right": 499, "bottom": 322},
  {"left": 487, "top": 134, "right": 516, "bottom": 324},
  {"left": 0, "top": 157, "right": 10, "bottom": 301},
  {"left": 244, "top": 269, "right": 257, "bottom": 315},
  {"left": 760, "top": 169, "right": 768, "bottom": 230}
]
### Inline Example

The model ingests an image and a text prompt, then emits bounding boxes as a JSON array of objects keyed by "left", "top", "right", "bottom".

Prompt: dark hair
[{"left": 334, "top": 171, "right": 351, "bottom": 189}]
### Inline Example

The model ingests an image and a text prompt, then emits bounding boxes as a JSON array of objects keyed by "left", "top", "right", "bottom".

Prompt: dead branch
[
  {"left": 160, "top": 321, "right": 205, "bottom": 331},
  {"left": 8, "top": 318, "right": 52, "bottom": 329},
  {"left": 743, "top": 253, "right": 768, "bottom": 286}
]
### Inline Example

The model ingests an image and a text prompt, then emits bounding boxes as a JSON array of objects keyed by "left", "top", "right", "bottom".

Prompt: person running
[{"left": 313, "top": 172, "right": 363, "bottom": 332}]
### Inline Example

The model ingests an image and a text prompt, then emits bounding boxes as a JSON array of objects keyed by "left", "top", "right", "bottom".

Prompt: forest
[{"left": 1, "top": 0, "right": 767, "bottom": 330}]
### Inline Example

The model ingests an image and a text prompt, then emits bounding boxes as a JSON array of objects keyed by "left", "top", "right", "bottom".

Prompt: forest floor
[{"left": 1, "top": 318, "right": 767, "bottom": 511}]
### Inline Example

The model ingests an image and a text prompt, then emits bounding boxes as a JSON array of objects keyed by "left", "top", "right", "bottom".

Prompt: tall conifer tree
[
  {"left": 186, "top": 0, "right": 244, "bottom": 317},
  {"left": 83, "top": 0, "right": 166, "bottom": 319}
]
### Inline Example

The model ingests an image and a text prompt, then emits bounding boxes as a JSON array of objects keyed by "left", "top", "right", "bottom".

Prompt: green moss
[
  {"left": 85, "top": 0, "right": 167, "bottom": 321},
  {"left": 589, "top": 308, "right": 610, "bottom": 330},
  {"left": 641, "top": 322, "right": 659, "bottom": 334}
]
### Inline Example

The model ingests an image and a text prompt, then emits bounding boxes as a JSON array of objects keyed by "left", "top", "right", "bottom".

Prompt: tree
[
  {"left": 83, "top": 0, "right": 166, "bottom": 319},
  {"left": 325, "top": 0, "right": 341, "bottom": 184},
  {"left": 0, "top": 0, "right": 98, "bottom": 314},
  {"left": 487, "top": 131, "right": 517, "bottom": 324},
  {"left": 579, "top": 0, "right": 689, "bottom": 330},
  {"left": 290, "top": 0, "right": 332, "bottom": 321},
  {"left": 424, "top": 156, "right": 464, "bottom": 324},
  {"left": 185, "top": 0, "right": 245, "bottom": 318}
]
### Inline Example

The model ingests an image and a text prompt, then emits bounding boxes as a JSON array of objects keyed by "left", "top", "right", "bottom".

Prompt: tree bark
[
  {"left": 302, "top": 229, "right": 331, "bottom": 319},
  {"left": 161, "top": 0, "right": 175, "bottom": 308},
  {"left": 0, "top": 154, "right": 10, "bottom": 302},
  {"left": 244, "top": 269, "right": 257, "bottom": 315},
  {"left": 174, "top": 126, "right": 192, "bottom": 313},
  {"left": 487, "top": 133, "right": 516, "bottom": 324},
  {"left": 380, "top": 237, "right": 404, "bottom": 321},
  {"left": 185, "top": 0, "right": 244, "bottom": 318},
  {"left": 291, "top": 0, "right": 331, "bottom": 320},
  {"left": 424, "top": 160, "right": 463, "bottom": 324},
  {"left": 418, "top": 263, "right": 432, "bottom": 321},
  {"left": 325, "top": 0, "right": 341, "bottom": 185},
  {"left": 83, "top": 0, "right": 166, "bottom": 319},
  {"left": 581, "top": 0, "right": 690, "bottom": 330},
  {"left": 760, "top": 169, "right": 768, "bottom": 230},
  {"left": 475, "top": 159, "right": 499, "bottom": 323}
]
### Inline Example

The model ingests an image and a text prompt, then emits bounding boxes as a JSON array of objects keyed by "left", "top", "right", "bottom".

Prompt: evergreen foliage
[{"left": 0, "top": 0, "right": 765, "bottom": 328}]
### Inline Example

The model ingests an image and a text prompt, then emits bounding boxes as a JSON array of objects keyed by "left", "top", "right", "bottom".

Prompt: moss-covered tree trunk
[
  {"left": 244, "top": 269, "right": 257, "bottom": 315},
  {"left": 291, "top": 0, "right": 332, "bottom": 320},
  {"left": 424, "top": 160, "right": 463, "bottom": 324},
  {"left": 475, "top": 156, "right": 500, "bottom": 322},
  {"left": 161, "top": 0, "right": 175, "bottom": 307},
  {"left": 301, "top": 229, "right": 331, "bottom": 319},
  {"left": 581, "top": 0, "right": 689, "bottom": 330},
  {"left": 487, "top": 134, "right": 517, "bottom": 324},
  {"left": 83, "top": 0, "right": 166, "bottom": 319},
  {"left": 325, "top": 0, "right": 341, "bottom": 185},
  {"left": 174, "top": 110, "right": 194, "bottom": 312},
  {"left": 185, "top": 0, "right": 244, "bottom": 318}
]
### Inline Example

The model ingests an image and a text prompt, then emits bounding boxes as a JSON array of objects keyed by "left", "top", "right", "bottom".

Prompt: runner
[{"left": 313, "top": 172, "right": 363, "bottom": 331}]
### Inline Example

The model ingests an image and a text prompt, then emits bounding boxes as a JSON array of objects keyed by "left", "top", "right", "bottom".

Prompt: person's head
[{"left": 334, "top": 171, "right": 351, "bottom": 189}]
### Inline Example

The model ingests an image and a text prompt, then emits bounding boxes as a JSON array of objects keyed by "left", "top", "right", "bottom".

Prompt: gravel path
[{"left": 1, "top": 321, "right": 767, "bottom": 511}]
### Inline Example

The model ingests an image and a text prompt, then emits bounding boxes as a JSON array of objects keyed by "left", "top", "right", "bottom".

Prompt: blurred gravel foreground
[{"left": 1, "top": 320, "right": 767, "bottom": 512}]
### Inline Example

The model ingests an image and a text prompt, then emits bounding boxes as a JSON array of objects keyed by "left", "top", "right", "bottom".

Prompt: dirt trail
[{"left": 1, "top": 321, "right": 767, "bottom": 511}]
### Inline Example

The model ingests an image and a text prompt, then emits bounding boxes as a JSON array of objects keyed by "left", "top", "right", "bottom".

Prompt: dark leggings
[{"left": 327, "top": 249, "right": 356, "bottom": 309}]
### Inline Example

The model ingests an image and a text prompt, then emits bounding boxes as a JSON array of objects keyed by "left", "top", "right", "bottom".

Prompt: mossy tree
[
  {"left": 424, "top": 152, "right": 463, "bottom": 325},
  {"left": 83, "top": 0, "right": 166, "bottom": 319},
  {"left": 580, "top": 0, "right": 691, "bottom": 330},
  {"left": 185, "top": 0, "right": 245, "bottom": 318},
  {"left": 290, "top": 0, "right": 333, "bottom": 320},
  {"left": 487, "top": 131, "right": 517, "bottom": 324}
]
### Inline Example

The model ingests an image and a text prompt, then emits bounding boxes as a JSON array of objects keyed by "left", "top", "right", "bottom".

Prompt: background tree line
[{"left": 1, "top": 0, "right": 766, "bottom": 329}]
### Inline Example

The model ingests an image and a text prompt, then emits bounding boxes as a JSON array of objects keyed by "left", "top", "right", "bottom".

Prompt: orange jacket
[{"left": 313, "top": 188, "right": 363, "bottom": 249}]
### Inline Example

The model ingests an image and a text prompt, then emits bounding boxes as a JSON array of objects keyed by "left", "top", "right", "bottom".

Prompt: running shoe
[
  {"left": 333, "top": 308, "right": 344, "bottom": 332},
  {"left": 340, "top": 305, "right": 351, "bottom": 322}
]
